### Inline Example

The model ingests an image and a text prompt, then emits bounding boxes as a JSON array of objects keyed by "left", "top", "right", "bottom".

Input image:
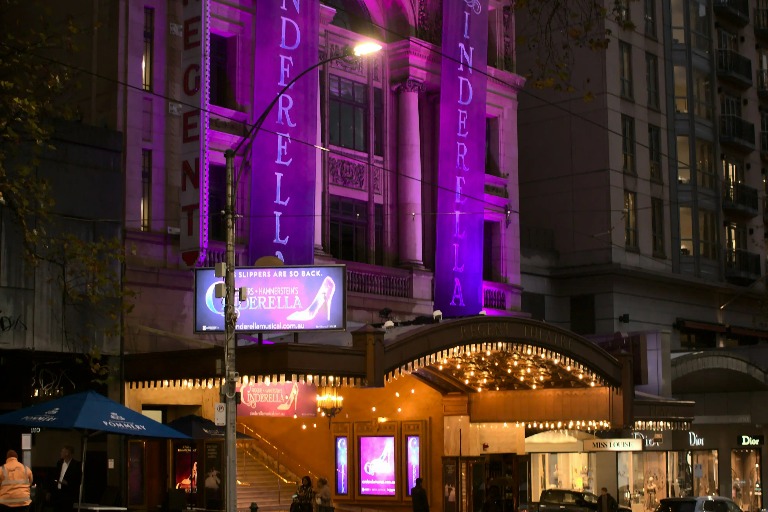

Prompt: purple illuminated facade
[
  {"left": 434, "top": 0, "right": 490, "bottom": 316},
  {"left": 249, "top": 0, "right": 319, "bottom": 265}
]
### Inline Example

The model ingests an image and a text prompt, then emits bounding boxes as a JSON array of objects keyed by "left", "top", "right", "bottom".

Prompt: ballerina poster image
[{"left": 360, "top": 436, "right": 396, "bottom": 496}]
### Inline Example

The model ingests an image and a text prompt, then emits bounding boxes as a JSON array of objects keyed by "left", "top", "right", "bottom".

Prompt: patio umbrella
[
  {"left": 167, "top": 414, "right": 252, "bottom": 440},
  {"left": 0, "top": 391, "right": 190, "bottom": 507}
]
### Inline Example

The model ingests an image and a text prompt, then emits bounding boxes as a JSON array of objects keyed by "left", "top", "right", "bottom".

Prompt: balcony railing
[
  {"left": 345, "top": 262, "right": 413, "bottom": 298},
  {"left": 720, "top": 115, "right": 756, "bottom": 151},
  {"left": 713, "top": 0, "right": 749, "bottom": 26},
  {"left": 756, "top": 8, "right": 768, "bottom": 39},
  {"left": 482, "top": 280, "right": 520, "bottom": 313},
  {"left": 716, "top": 49, "right": 753, "bottom": 87},
  {"left": 725, "top": 248, "right": 762, "bottom": 283},
  {"left": 722, "top": 180, "right": 759, "bottom": 216}
]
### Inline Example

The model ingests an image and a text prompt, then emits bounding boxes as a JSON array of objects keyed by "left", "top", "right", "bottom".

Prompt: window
[
  {"left": 141, "top": 149, "right": 152, "bottom": 231},
  {"left": 677, "top": 136, "right": 690, "bottom": 184},
  {"left": 615, "top": 0, "right": 630, "bottom": 24},
  {"left": 699, "top": 209, "right": 718, "bottom": 260},
  {"left": 646, "top": 53, "right": 660, "bottom": 109},
  {"left": 329, "top": 195, "right": 383, "bottom": 264},
  {"left": 651, "top": 197, "right": 664, "bottom": 256},
  {"left": 142, "top": 7, "right": 154, "bottom": 91},
  {"left": 483, "top": 221, "right": 501, "bottom": 281},
  {"left": 622, "top": 115, "right": 636, "bottom": 173},
  {"left": 485, "top": 117, "right": 501, "bottom": 175},
  {"left": 693, "top": 71, "right": 712, "bottom": 121},
  {"left": 680, "top": 206, "right": 692, "bottom": 255},
  {"left": 722, "top": 153, "right": 744, "bottom": 184},
  {"left": 674, "top": 65, "right": 688, "bottom": 114},
  {"left": 696, "top": 140, "right": 715, "bottom": 190},
  {"left": 210, "top": 34, "right": 236, "bottom": 109},
  {"left": 208, "top": 164, "right": 226, "bottom": 242},
  {"left": 620, "top": 41, "right": 633, "bottom": 99},
  {"left": 329, "top": 75, "right": 368, "bottom": 152},
  {"left": 624, "top": 190, "right": 638, "bottom": 249},
  {"left": 570, "top": 295, "right": 595, "bottom": 335},
  {"left": 648, "top": 124, "right": 662, "bottom": 182},
  {"left": 644, "top": 0, "right": 657, "bottom": 37}
]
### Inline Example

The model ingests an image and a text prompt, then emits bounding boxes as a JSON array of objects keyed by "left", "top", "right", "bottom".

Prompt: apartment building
[{"left": 518, "top": 0, "right": 768, "bottom": 505}]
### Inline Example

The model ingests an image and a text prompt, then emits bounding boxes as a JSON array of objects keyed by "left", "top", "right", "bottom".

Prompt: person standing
[
  {"left": 51, "top": 446, "right": 81, "bottom": 512},
  {"left": 411, "top": 477, "right": 429, "bottom": 512},
  {"left": 315, "top": 477, "right": 331, "bottom": 512},
  {"left": 598, "top": 488, "right": 618, "bottom": 512},
  {"left": 0, "top": 450, "right": 34, "bottom": 512},
  {"left": 294, "top": 476, "right": 314, "bottom": 512}
]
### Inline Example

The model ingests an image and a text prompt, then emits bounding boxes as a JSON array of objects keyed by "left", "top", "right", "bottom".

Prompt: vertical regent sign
[
  {"left": 250, "top": 0, "right": 319, "bottom": 265},
  {"left": 180, "top": 0, "right": 210, "bottom": 267},
  {"left": 434, "top": 0, "right": 489, "bottom": 316}
]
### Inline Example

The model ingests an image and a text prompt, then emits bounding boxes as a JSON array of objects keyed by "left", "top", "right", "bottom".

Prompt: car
[
  {"left": 655, "top": 496, "right": 743, "bottom": 512},
  {"left": 536, "top": 489, "right": 632, "bottom": 512}
]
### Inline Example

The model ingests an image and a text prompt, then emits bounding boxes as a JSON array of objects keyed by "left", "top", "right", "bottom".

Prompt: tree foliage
[
  {"left": 515, "top": 0, "right": 635, "bottom": 93},
  {"left": 0, "top": 1, "right": 129, "bottom": 379}
]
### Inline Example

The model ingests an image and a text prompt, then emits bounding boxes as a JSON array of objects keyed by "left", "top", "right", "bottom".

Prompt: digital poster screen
[
  {"left": 406, "top": 436, "right": 420, "bottom": 495},
  {"left": 335, "top": 436, "right": 348, "bottom": 495},
  {"left": 359, "top": 436, "right": 395, "bottom": 496},
  {"left": 194, "top": 265, "right": 346, "bottom": 332}
]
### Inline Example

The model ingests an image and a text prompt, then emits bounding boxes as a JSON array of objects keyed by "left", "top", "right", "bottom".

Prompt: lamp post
[{"left": 221, "top": 41, "right": 381, "bottom": 512}]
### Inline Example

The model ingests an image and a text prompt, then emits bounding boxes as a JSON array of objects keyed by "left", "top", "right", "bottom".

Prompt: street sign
[{"left": 214, "top": 403, "right": 225, "bottom": 426}]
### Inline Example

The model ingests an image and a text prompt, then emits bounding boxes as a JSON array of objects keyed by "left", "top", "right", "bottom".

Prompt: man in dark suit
[
  {"left": 51, "top": 446, "right": 81, "bottom": 512},
  {"left": 411, "top": 478, "right": 429, "bottom": 512}
]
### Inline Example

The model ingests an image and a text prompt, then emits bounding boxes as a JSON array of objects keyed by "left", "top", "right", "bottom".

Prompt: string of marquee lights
[
  {"left": 126, "top": 373, "right": 359, "bottom": 390},
  {"left": 384, "top": 341, "right": 607, "bottom": 391}
]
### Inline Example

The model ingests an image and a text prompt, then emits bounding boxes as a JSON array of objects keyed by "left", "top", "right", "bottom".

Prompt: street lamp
[{"left": 220, "top": 40, "right": 381, "bottom": 512}]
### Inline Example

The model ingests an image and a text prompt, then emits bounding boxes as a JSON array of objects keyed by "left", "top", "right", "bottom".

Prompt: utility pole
[{"left": 223, "top": 149, "right": 237, "bottom": 512}]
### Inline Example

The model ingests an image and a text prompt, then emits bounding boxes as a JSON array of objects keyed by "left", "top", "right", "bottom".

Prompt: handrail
[{"left": 237, "top": 422, "right": 319, "bottom": 481}]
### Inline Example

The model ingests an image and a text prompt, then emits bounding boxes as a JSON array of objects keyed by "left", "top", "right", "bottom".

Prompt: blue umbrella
[
  {"left": 0, "top": 391, "right": 189, "bottom": 438},
  {"left": 0, "top": 391, "right": 190, "bottom": 507}
]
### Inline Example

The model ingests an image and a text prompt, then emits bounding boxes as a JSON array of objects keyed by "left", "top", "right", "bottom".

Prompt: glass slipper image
[
  {"left": 277, "top": 382, "right": 299, "bottom": 411},
  {"left": 287, "top": 276, "right": 336, "bottom": 322},
  {"left": 363, "top": 441, "right": 394, "bottom": 476}
]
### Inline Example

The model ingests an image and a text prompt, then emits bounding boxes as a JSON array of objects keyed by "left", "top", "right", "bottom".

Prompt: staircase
[{"left": 236, "top": 440, "right": 299, "bottom": 512}]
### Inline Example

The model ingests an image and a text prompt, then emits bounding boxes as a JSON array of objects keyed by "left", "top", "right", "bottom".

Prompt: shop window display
[
  {"left": 668, "top": 451, "right": 718, "bottom": 498},
  {"left": 731, "top": 449, "right": 762, "bottom": 512},
  {"left": 618, "top": 452, "right": 667, "bottom": 512},
  {"left": 531, "top": 453, "right": 595, "bottom": 500}
]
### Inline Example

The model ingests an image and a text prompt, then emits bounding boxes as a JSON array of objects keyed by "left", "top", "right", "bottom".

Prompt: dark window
[
  {"left": 483, "top": 221, "right": 500, "bottom": 281},
  {"left": 651, "top": 197, "right": 664, "bottom": 256},
  {"left": 210, "top": 34, "right": 236, "bottom": 109},
  {"left": 624, "top": 190, "right": 638, "bottom": 249},
  {"left": 141, "top": 149, "right": 152, "bottom": 231},
  {"left": 208, "top": 164, "right": 226, "bottom": 241},
  {"left": 620, "top": 41, "right": 633, "bottom": 100},
  {"left": 329, "top": 75, "right": 368, "bottom": 152},
  {"left": 570, "top": 295, "right": 595, "bottom": 335},
  {"left": 373, "top": 87, "right": 383, "bottom": 156},
  {"left": 649, "top": 124, "right": 662, "bottom": 181},
  {"left": 646, "top": 52, "right": 660, "bottom": 109},
  {"left": 622, "top": 115, "right": 636, "bottom": 173},
  {"left": 644, "top": 0, "right": 656, "bottom": 37},
  {"left": 329, "top": 195, "right": 381, "bottom": 263},
  {"left": 142, "top": 7, "right": 154, "bottom": 91}
]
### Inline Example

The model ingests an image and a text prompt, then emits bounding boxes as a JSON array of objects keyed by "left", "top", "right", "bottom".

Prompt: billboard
[
  {"left": 237, "top": 382, "right": 317, "bottom": 418},
  {"left": 406, "top": 435, "right": 420, "bottom": 495},
  {"left": 359, "top": 436, "right": 395, "bottom": 496},
  {"left": 194, "top": 265, "right": 345, "bottom": 332}
]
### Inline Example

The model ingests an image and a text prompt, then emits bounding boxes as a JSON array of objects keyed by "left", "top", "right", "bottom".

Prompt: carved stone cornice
[
  {"left": 329, "top": 156, "right": 367, "bottom": 191},
  {"left": 392, "top": 78, "right": 425, "bottom": 94}
]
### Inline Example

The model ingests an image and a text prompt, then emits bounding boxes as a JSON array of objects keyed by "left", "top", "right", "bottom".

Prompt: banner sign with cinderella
[
  {"left": 194, "top": 265, "right": 346, "bottom": 333},
  {"left": 236, "top": 382, "right": 317, "bottom": 418}
]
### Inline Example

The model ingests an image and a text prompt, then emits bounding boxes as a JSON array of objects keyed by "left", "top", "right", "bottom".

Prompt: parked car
[
  {"left": 655, "top": 496, "right": 743, "bottom": 512},
  {"left": 534, "top": 489, "right": 632, "bottom": 512}
]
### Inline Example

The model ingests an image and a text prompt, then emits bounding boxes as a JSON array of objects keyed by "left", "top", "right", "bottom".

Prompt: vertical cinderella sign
[
  {"left": 180, "top": 0, "right": 210, "bottom": 268},
  {"left": 250, "top": 0, "right": 320, "bottom": 265},
  {"left": 434, "top": 0, "right": 489, "bottom": 316}
]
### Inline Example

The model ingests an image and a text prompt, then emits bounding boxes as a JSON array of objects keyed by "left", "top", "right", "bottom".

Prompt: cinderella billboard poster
[{"left": 194, "top": 265, "right": 346, "bottom": 332}]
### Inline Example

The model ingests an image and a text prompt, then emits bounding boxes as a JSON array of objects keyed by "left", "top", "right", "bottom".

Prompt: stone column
[{"left": 394, "top": 78, "right": 424, "bottom": 267}]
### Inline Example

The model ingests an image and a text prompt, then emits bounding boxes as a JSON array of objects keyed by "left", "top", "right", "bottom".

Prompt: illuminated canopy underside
[{"left": 390, "top": 341, "right": 608, "bottom": 393}]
